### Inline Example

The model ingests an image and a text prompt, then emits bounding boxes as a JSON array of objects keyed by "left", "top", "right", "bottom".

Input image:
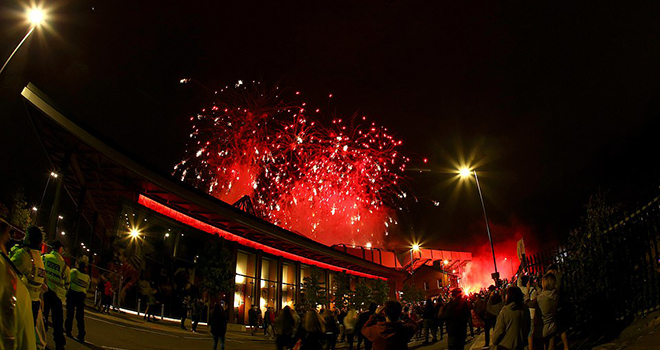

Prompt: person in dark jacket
[
  {"left": 422, "top": 299, "right": 437, "bottom": 344},
  {"left": 484, "top": 287, "right": 503, "bottom": 348},
  {"left": 248, "top": 304, "right": 260, "bottom": 335},
  {"left": 356, "top": 303, "right": 377, "bottom": 350},
  {"left": 209, "top": 303, "right": 227, "bottom": 350},
  {"left": 323, "top": 309, "right": 340, "bottom": 349},
  {"left": 191, "top": 298, "right": 205, "bottom": 332},
  {"left": 441, "top": 288, "right": 470, "bottom": 350},
  {"left": 361, "top": 301, "right": 418, "bottom": 350}
]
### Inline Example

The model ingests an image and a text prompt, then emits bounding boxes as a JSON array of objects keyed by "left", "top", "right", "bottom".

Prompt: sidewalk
[
  {"left": 83, "top": 305, "right": 482, "bottom": 349},
  {"left": 85, "top": 306, "right": 268, "bottom": 344},
  {"left": 592, "top": 311, "right": 660, "bottom": 350}
]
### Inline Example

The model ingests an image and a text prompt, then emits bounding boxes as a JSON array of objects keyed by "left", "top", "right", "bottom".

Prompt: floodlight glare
[
  {"left": 459, "top": 167, "right": 471, "bottom": 178},
  {"left": 28, "top": 8, "right": 45, "bottom": 26}
]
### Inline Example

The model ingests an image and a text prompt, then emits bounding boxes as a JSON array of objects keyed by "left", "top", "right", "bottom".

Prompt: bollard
[
  {"left": 161, "top": 304, "right": 165, "bottom": 320},
  {"left": 137, "top": 299, "right": 141, "bottom": 316}
]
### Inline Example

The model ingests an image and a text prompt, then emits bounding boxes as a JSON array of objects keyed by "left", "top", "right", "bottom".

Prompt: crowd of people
[
  {"left": 256, "top": 262, "right": 569, "bottom": 350},
  {"left": 1, "top": 220, "right": 90, "bottom": 350},
  {"left": 1, "top": 217, "right": 569, "bottom": 350}
]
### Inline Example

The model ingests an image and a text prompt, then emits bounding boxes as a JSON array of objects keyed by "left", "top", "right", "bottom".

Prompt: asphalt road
[{"left": 45, "top": 308, "right": 483, "bottom": 350}]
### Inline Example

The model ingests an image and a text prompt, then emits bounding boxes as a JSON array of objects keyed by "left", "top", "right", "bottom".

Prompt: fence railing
[{"left": 521, "top": 194, "right": 660, "bottom": 348}]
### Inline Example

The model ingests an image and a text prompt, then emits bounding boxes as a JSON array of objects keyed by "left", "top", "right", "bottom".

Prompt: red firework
[{"left": 174, "top": 82, "right": 408, "bottom": 246}]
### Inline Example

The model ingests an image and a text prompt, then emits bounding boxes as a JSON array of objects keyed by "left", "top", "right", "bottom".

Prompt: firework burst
[{"left": 174, "top": 82, "right": 408, "bottom": 246}]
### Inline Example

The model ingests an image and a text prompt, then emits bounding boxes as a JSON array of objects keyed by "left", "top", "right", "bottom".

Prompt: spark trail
[{"left": 174, "top": 82, "right": 408, "bottom": 246}]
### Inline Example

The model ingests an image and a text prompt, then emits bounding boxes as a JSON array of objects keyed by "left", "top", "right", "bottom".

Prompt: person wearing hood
[
  {"left": 361, "top": 301, "right": 417, "bottom": 350},
  {"left": 492, "top": 287, "right": 531, "bottom": 350}
]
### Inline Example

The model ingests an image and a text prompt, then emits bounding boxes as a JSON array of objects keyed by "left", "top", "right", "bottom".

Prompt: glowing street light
[
  {"left": 36, "top": 171, "right": 59, "bottom": 223},
  {"left": 459, "top": 167, "right": 471, "bottom": 178},
  {"left": 130, "top": 228, "right": 140, "bottom": 238},
  {"left": 459, "top": 166, "right": 499, "bottom": 280},
  {"left": 0, "top": 7, "right": 47, "bottom": 76},
  {"left": 28, "top": 8, "right": 45, "bottom": 26},
  {"left": 409, "top": 243, "right": 421, "bottom": 275}
]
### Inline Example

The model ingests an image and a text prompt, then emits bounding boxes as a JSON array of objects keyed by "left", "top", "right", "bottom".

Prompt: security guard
[
  {"left": 43, "top": 240, "right": 70, "bottom": 350},
  {"left": 10, "top": 226, "right": 47, "bottom": 320},
  {"left": 65, "top": 257, "right": 90, "bottom": 343},
  {"left": 0, "top": 218, "right": 36, "bottom": 350}
]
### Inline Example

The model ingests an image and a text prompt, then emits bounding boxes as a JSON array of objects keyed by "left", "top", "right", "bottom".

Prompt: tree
[
  {"left": 302, "top": 266, "right": 327, "bottom": 308},
  {"left": 401, "top": 283, "right": 425, "bottom": 304},
  {"left": 196, "top": 239, "right": 234, "bottom": 300},
  {"left": 370, "top": 279, "right": 389, "bottom": 305},
  {"left": 352, "top": 280, "right": 372, "bottom": 311},
  {"left": 333, "top": 271, "right": 353, "bottom": 309},
  {"left": 565, "top": 191, "right": 621, "bottom": 328},
  {"left": 8, "top": 188, "right": 32, "bottom": 231}
]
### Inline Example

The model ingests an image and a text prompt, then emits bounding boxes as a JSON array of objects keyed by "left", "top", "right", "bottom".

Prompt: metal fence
[{"left": 521, "top": 194, "right": 660, "bottom": 348}]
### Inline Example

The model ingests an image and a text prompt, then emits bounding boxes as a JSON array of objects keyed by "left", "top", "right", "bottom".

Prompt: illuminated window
[
  {"left": 260, "top": 258, "right": 278, "bottom": 314},
  {"left": 234, "top": 251, "right": 256, "bottom": 324},
  {"left": 282, "top": 263, "right": 296, "bottom": 308},
  {"left": 424, "top": 282, "right": 429, "bottom": 291}
]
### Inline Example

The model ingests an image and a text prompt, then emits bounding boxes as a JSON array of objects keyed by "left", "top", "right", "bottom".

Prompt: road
[{"left": 46, "top": 308, "right": 483, "bottom": 350}]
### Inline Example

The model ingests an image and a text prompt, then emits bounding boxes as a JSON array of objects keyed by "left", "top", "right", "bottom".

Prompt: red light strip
[{"left": 137, "top": 195, "right": 386, "bottom": 280}]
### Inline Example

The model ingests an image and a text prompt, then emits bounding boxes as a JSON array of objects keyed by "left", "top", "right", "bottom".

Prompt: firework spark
[{"left": 174, "top": 82, "right": 408, "bottom": 246}]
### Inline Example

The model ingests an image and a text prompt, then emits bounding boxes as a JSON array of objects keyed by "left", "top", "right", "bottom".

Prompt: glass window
[
  {"left": 424, "top": 282, "right": 429, "bottom": 290},
  {"left": 234, "top": 251, "right": 256, "bottom": 324},
  {"left": 300, "top": 265, "right": 310, "bottom": 285},
  {"left": 282, "top": 263, "right": 296, "bottom": 285},
  {"left": 282, "top": 263, "right": 296, "bottom": 308},
  {"left": 260, "top": 258, "right": 278, "bottom": 314}
]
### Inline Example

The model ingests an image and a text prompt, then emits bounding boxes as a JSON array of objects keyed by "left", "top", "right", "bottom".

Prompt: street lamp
[
  {"left": 35, "top": 171, "right": 58, "bottom": 223},
  {"left": 56, "top": 215, "right": 63, "bottom": 234},
  {"left": 459, "top": 167, "right": 499, "bottom": 280},
  {"left": 410, "top": 244, "right": 420, "bottom": 274},
  {"left": 0, "top": 7, "right": 46, "bottom": 76}
]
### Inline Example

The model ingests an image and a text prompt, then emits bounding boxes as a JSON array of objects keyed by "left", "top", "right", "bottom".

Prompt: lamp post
[
  {"left": 0, "top": 8, "right": 45, "bottom": 76},
  {"left": 460, "top": 167, "right": 499, "bottom": 280}
]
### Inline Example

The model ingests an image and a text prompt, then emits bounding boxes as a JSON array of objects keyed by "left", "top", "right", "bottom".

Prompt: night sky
[{"left": 1, "top": 0, "right": 659, "bottom": 252}]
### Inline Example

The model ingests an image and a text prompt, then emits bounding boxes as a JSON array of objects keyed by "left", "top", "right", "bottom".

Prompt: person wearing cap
[
  {"left": 43, "top": 240, "right": 70, "bottom": 350},
  {"left": 0, "top": 218, "right": 37, "bottom": 350},
  {"left": 10, "top": 226, "right": 48, "bottom": 349},
  {"left": 440, "top": 288, "right": 470, "bottom": 350},
  {"left": 65, "top": 257, "right": 90, "bottom": 343}
]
